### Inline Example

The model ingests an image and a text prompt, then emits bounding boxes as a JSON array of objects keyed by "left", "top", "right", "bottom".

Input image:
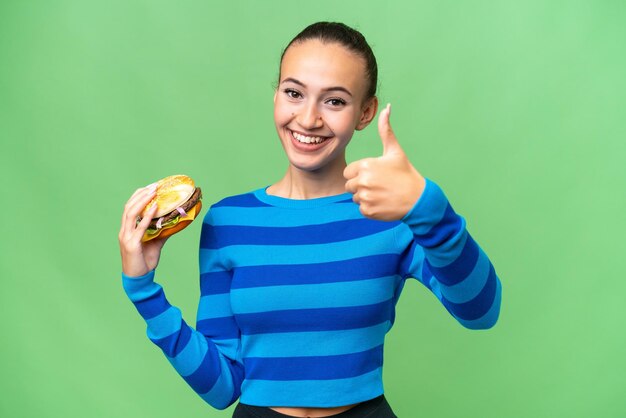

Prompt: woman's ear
[{"left": 355, "top": 96, "right": 379, "bottom": 131}]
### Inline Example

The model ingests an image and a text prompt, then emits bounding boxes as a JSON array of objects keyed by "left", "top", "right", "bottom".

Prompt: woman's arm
[
  {"left": 344, "top": 105, "right": 501, "bottom": 328},
  {"left": 122, "top": 269, "right": 243, "bottom": 409},
  {"left": 119, "top": 188, "right": 243, "bottom": 409},
  {"left": 396, "top": 179, "right": 502, "bottom": 329}
]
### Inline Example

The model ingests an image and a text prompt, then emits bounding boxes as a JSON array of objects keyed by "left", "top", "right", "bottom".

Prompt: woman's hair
[{"left": 279, "top": 22, "right": 378, "bottom": 100}]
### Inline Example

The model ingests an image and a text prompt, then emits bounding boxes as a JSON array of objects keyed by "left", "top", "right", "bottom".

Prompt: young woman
[{"left": 119, "top": 22, "right": 502, "bottom": 418}]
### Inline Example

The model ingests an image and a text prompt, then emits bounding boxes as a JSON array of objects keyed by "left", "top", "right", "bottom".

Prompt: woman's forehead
[{"left": 280, "top": 40, "right": 368, "bottom": 94}]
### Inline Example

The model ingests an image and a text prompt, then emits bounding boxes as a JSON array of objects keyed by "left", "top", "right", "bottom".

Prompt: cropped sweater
[{"left": 122, "top": 178, "right": 502, "bottom": 409}]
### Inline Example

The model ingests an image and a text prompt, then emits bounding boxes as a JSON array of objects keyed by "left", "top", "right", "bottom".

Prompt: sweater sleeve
[
  {"left": 121, "top": 209, "right": 244, "bottom": 409},
  {"left": 396, "top": 178, "right": 502, "bottom": 329}
]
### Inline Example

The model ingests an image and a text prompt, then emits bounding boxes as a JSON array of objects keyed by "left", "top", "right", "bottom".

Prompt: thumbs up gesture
[{"left": 344, "top": 104, "right": 426, "bottom": 221}]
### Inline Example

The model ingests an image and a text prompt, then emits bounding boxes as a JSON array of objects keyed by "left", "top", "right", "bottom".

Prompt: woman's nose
[{"left": 296, "top": 103, "right": 323, "bottom": 129}]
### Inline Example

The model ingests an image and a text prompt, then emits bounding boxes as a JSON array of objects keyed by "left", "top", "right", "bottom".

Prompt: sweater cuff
[
  {"left": 400, "top": 178, "right": 466, "bottom": 250},
  {"left": 401, "top": 179, "right": 449, "bottom": 230},
  {"left": 122, "top": 269, "right": 160, "bottom": 302}
]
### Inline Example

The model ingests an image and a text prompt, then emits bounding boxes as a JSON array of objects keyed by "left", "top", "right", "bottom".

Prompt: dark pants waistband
[{"left": 232, "top": 394, "right": 397, "bottom": 418}]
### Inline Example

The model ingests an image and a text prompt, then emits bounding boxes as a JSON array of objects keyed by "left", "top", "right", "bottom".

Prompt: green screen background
[{"left": 1, "top": 1, "right": 624, "bottom": 417}]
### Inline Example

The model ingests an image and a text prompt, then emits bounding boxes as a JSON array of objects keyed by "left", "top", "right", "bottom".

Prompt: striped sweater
[{"left": 122, "top": 178, "right": 502, "bottom": 409}]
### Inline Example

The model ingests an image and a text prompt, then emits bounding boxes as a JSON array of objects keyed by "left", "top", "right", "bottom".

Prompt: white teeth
[{"left": 292, "top": 131, "right": 326, "bottom": 144}]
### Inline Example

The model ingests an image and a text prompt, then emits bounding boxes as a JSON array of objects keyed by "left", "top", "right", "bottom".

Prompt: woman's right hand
[{"left": 118, "top": 183, "right": 169, "bottom": 277}]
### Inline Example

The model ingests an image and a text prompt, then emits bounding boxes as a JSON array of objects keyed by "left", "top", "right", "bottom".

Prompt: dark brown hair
[{"left": 279, "top": 22, "right": 378, "bottom": 99}]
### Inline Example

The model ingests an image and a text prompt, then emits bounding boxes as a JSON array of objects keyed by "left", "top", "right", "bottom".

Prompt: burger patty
[{"left": 148, "top": 187, "right": 202, "bottom": 229}]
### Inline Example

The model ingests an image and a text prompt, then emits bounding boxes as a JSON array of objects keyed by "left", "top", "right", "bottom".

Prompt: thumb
[{"left": 378, "top": 103, "right": 402, "bottom": 156}]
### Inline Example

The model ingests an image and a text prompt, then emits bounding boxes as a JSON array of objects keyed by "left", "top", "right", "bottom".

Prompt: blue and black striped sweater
[{"left": 122, "top": 178, "right": 502, "bottom": 409}]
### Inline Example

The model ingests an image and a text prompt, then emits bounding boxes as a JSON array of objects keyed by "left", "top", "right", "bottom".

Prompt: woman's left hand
[{"left": 344, "top": 104, "right": 426, "bottom": 221}]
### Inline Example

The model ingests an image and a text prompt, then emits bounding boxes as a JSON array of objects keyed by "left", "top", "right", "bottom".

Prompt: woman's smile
[{"left": 289, "top": 128, "right": 333, "bottom": 151}]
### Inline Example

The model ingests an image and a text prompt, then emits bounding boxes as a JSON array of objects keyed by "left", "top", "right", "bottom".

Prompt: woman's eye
[
  {"left": 284, "top": 89, "right": 302, "bottom": 99},
  {"left": 326, "top": 98, "right": 346, "bottom": 107}
]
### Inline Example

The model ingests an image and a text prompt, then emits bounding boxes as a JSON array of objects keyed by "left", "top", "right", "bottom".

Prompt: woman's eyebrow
[{"left": 281, "top": 77, "right": 353, "bottom": 97}]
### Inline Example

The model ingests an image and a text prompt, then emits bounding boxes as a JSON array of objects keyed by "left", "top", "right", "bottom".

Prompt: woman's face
[{"left": 274, "top": 39, "right": 377, "bottom": 174}]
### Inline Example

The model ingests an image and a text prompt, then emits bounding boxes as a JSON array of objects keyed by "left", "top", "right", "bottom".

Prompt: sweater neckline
[{"left": 253, "top": 185, "right": 353, "bottom": 209}]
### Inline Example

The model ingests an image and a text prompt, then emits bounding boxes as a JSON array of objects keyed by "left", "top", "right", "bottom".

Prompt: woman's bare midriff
[{"left": 269, "top": 402, "right": 360, "bottom": 417}]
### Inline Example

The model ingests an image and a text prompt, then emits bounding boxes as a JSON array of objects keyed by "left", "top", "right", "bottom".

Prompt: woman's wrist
[
  {"left": 121, "top": 268, "right": 155, "bottom": 281},
  {"left": 121, "top": 262, "right": 151, "bottom": 279}
]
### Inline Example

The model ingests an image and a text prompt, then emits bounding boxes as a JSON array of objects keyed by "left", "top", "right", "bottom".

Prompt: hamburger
[{"left": 139, "top": 174, "right": 203, "bottom": 242}]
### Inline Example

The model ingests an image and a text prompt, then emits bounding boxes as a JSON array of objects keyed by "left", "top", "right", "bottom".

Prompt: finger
[
  {"left": 132, "top": 201, "right": 158, "bottom": 239},
  {"left": 378, "top": 103, "right": 402, "bottom": 156},
  {"left": 128, "top": 183, "right": 158, "bottom": 209},
  {"left": 129, "top": 182, "right": 156, "bottom": 201},
  {"left": 343, "top": 161, "right": 359, "bottom": 180},
  {"left": 121, "top": 187, "right": 147, "bottom": 235},
  {"left": 345, "top": 178, "right": 358, "bottom": 194},
  {"left": 121, "top": 183, "right": 157, "bottom": 225},
  {"left": 123, "top": 188, "right": 155, "bottom": 228},
  {"left": 127, "top": 188, "right": 157, "bottom": 224},
  {"left": 123, "top": 187, "right": 157, "bottom": 235},
  {"left": 344, "top": 157, "right": 376, "bottom": 180},
  {"left": 124, "top": 183, "right": 157, "bottom": 212}
]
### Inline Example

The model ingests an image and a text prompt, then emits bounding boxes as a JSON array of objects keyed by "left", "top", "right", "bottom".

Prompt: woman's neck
[{"left": 267, "top": 161, "right": 348, "bottom": 200}]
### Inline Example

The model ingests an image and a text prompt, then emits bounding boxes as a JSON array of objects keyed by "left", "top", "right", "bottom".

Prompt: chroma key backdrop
[{"left": 1, "top": 1, "right": 624, "bottom": 417}]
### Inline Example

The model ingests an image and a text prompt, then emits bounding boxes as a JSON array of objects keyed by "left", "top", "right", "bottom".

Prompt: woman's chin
[
  {"left": 286, "top": 153, "right": 346, "bottom": 175},
  {"left": 287, "top": 159, "right": 325, "bottom": 173}
]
